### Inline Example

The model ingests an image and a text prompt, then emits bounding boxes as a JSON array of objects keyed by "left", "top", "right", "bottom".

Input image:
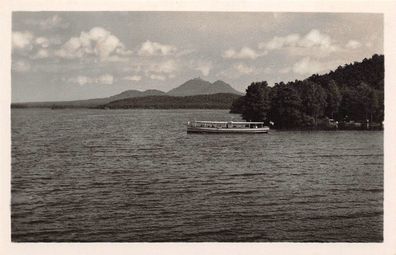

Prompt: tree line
[
  {"left": 102, "top": 93, "right": 240, "bottom": 109},
  {"left": 230, "top": 54, "right": 384, "bottom": 129}
]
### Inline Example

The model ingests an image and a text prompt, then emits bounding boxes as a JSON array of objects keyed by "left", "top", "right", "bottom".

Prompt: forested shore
[{"left": 230, "top": 54, "right": 384, "bottom": 130}]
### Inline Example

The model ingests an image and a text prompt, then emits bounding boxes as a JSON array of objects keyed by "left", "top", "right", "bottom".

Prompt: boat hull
[{"left": 187, "top": 127, "right": 269, "bottom": 134}]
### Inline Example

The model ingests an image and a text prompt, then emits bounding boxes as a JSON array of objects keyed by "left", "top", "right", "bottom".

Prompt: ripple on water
[{"left": 11, "top": 109, "right": 383, "bottom": 242}]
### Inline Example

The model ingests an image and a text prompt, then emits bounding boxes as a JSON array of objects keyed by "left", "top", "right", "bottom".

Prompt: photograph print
[{"left": 11, "top": 11, "right": 384, "bottom": 242}]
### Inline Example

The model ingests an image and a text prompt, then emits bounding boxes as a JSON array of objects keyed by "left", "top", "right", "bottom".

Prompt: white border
[{"left": 1, "top": 1, "right": 395, "bottom": 254}]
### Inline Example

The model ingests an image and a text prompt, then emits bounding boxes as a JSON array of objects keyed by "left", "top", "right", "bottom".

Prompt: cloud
[
  {"left": 31, "top": 15, "right": 70, "bottom": 30},
  {"left": 13, "top": 32, "right": 61, "bottom": 52},
  {"left": 217, "top": 63, "right": 255, "bottom": 79},
  {"left": 299, "top": 29, "right": 333, "bottom": 49},
  {"left": 138, "top": 40, "right": 177, "bottom": 56},
  {"left": 193, "top": 60, "right": 213, "bottom": 76},
  {"left": 234, "top": 63, "right": 254, "bottom": 74},
  {"left": 292, "top": 57, "right": 324, "bottom": 75},
  {"left": 154, "top": 59, "right": 178, "bottom": 74},
  {"left": 291, "top": 57, "right": 341, "bottom": 75},
  {"left": 143, "top": 59, "right": 178, "bottom": 77},
  {"left": 124, "top": 59, "right": 179, "bottom": 80},
  {"left": 32, "top": 49, "right": 50, "bottom": 59},
  {"left": 35, "top": 37, "right": 50, "bottom": 48},
  {"left": 55, "top": 27, "right": 131, "bottom": 61},
  {"left": 13, "top": 32, "right": 60, "bottom": 60},
  {"left": 12, "top": 31, "right": 34, "bottom": 50},
  {"left": 222, "top": 46, "right": 262, "bottom": 60},
  {"left": 345, "top": 40, "right": 362, "bottom": 49},
  {"left": 263, "top": 34, "right": 300, "bottom": 50},
  {"left": 149, "top": 74, "right": 166, "bottom": 81},
  {"left": 68, "top": 74, "right": 114, "bottom": 85},
  {"left": 123, "top": 75, "right": 142, "bottom": 81},
  {"left": 42, "top": 15, "right": 69, "bottom": 30},
  {"left": 12, "top": 59, "right": 31, "bottom": 72},
  {"left": 259, "top": 29, "right": 339, "bottom": 57}
]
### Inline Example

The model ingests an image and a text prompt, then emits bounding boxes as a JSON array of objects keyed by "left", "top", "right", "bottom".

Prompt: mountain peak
[
  {"left": 109, "top": 89, "right": 165, "bottom": 101},
  {"left": 167, "top": 78, "right": 242, "bottom": 96},
  {"left": 212, "top": 80, "right": 228, "bottom": 86}
]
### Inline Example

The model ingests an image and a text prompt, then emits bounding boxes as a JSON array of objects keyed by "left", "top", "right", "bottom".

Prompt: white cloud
[
  {"left": 138, "top": 40, "right": 177, "bottom": 56},
  {"left": 262, "top": 34, "right": 300, "bottom": 50},
  {"left": 194, "top": 60, "right": 213, "bottom": 76},
  {"left": 68, "top": 74, "right": 114, "bottom": 85},
  {"left": 259, "top": 29, "right": 339, "bottom": 57},
  {"left": 123, "top": 75, "right": 142, "bottom": 81},
  {"left": 299, "top": 29, "right": 333, "bottom": 49},
  {"left": 154, "top": 59, "right": 178, "bottom": 74},
  {"left": 217, "top": 63, "right": 256, "bottom": 79},
  {"left": 222, "top": 46, "right": 262, "bottom": 60},
  {"left": 35, "top": 37, "right": 50, "bottom": 48},
  {"left": 149, "top": 74, "right": 166, "bottom": 81},
  {"left": 234, "top": 63, "right": 254, "bottom": 74},
  {"left": 55, "top": 27, "right": 131, "bottom": 61},
  {"left": 292, "top": 57, "right": 324, "bottom": 75},
  {"left": 346, "top": 40, "right": 362, "bottom": 49},
  {"left": 98, "top": 74, "right": 114, "bottom": 84},
  {"left": 12, "top": 31, "right": 34, "bottom": 50},
  {"left": 291, "top": 57, "right": 343, "bottom": 75},
  {"left": 38, "top": 15, "right": 69, "bottom": 30},
  {"left": 12, "top": 59, "right": 31, "bottom": 72},
  {"left": 143, "top": 59, "right": 178, "bottom": 77},
  {"left": 32, "top": 49, "right": 50, "bottom": 59},
  {"left": 13, "top": 32, "right": 57, "bottom": 54},
  {"left": 124, "top": 59, "right": 179, "bottom": 80},
  {"left": 55, "top": 37, "right": 83, "bottom": 58}
]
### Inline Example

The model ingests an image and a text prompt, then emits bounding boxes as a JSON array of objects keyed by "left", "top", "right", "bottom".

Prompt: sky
[{"left": 11, "top": 12, "right": 383, "bottom": 102}]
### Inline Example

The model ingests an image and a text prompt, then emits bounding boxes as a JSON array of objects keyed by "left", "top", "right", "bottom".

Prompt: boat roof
[{"left": 191, "top": 121, "right": 264, "bottom": 124}]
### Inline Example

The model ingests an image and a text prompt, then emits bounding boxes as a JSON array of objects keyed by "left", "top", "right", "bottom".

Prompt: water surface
[{"left": 11, "top": 109, "right": 383, "bottom": 242}]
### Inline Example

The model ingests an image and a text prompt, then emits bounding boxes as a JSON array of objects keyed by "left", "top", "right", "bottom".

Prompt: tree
[
  {"left": 324, "top": 80, "right": 341, "bottom": 119},
  {"left": 299, "top": 80, "right": 327, "bottom": 127},
  {"left": 339, "top": 88, "right": 358, "bottom": 121},
  {"left": 229, "top": 54, "right": 384, "bottom": 128},
  {"left": 374, "top": 87, "right": 384, "bottom": 122},
  {"left": 269, "top": 83, "right": 303, "bottom": 128},
  {"left": 356, "top": 82, "right": 378, "bottom": 122},
  {"left": 229, "top": 96, "right": 245, "bottom": 114},
  {"left": 241, "top": 81, "right": 271, "bottom": 122}
]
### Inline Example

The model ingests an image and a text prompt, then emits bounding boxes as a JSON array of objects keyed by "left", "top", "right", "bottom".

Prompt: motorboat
[{"left": 187, "top": 121, "right": 269, "bottom": 134}]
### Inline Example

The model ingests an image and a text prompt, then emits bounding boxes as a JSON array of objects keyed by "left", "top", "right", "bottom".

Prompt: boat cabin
[{"left": 188, "top": 121, "right": 266, "bottom": 129}]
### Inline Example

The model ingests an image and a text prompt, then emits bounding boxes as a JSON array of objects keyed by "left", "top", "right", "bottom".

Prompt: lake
[{"left": 11, "top": 109, "right": 383, "bottom": 242}]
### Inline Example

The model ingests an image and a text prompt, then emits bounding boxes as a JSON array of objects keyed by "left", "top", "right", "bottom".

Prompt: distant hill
[
  {"left": 11, "top": 78, "right": 242, "bottom": 109},
  {"left": 110, "top": 89, "right": 166, "bottom": 100},
  {"left": 167, "top": 78, "right": 242, "bottom": 96},
  {"left": 102, "top": 93, "right": 241, "bottom": 109},
  {"left": 12, "top": 89, "right": 166, "bottom": 108}
]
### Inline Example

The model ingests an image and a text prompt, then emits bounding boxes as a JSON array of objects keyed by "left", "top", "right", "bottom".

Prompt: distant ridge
[
  {"left": 102, "top": 93, "right": 241, "bottom": 109},
  {"left": 12, "top": 89, "right": 166, "bottom": 108},
  {"left": 12, "top": 78, "right": 242, "bottom": 109},
  {"left": 167, "top": 78, "right": 242, "bottom": 96}
]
